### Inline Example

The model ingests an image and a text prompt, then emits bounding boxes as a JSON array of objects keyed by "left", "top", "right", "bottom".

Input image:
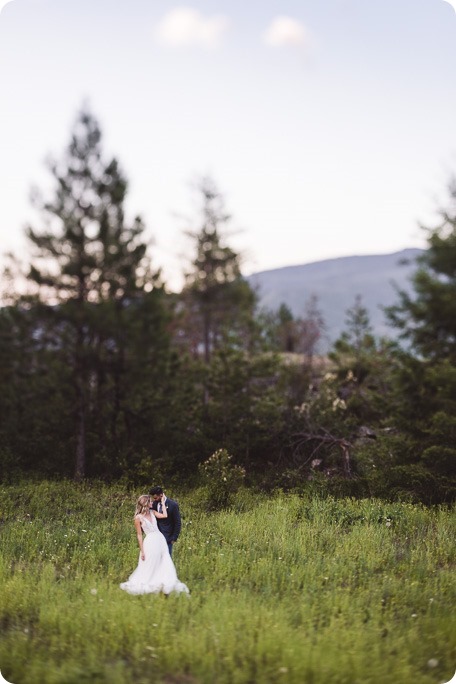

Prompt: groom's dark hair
[{"left": 149, "top": 486, "right": 163, "bottom": 496}]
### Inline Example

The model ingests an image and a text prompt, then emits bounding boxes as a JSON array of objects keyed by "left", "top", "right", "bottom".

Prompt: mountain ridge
[{"left": 247, "top": 248, "right": 424, "bottom": 347}]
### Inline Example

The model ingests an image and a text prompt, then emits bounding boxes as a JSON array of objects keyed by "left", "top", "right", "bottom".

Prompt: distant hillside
[{"left": 248, "top": 248, "right": 424, "bottom": 348}]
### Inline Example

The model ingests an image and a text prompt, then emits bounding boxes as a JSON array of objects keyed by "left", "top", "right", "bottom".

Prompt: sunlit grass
[{"left": 0, "top": 481, "right": 454, "bottom": 683}]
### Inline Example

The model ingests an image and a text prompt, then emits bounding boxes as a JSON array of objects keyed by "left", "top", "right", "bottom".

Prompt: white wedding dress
[{"left": 120, "top": 514, "right": 189, "bottom": 596}]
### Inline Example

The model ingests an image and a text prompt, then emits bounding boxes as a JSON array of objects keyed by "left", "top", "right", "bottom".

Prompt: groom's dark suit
[{"left": 151, "top": 498, "right": 181, "bottom": 556}]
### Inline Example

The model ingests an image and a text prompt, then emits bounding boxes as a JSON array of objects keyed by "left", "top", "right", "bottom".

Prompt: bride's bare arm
[
  {"left": 152, "top": 496, "right": 168, "bottom": 519},
  {"left": 134, "top": 516, "right": 145, "bottom": 560}
]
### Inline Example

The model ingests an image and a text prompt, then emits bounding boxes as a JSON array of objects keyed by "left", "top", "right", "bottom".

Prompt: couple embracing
[{"left": 120, "top": 486, "right": 189, "bottom": 596}]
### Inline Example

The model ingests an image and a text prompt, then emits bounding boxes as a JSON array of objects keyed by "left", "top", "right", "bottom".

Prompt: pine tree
[
  {"left": 23, "top": 107, "right": 162, "bottom": 479},
  {"left": 328, "top": 295, "right": 395, "bottom": 427},
  {"left": 387, "top": 211, "right": 456, "bottom": 362},
  {"left": 260, "top": 303, "right": 299, "bottom": 353},
  {"left": 331, "top": 295, "right": 375, "bottom": 381},
  {"left": 385, "top": 180, "right": 456, "bottom": 491},
  {"left": 181, "top": 176, "right": 256, "bottom": 363},
  {"left": 296, "top": 294, "right": 326, "bottom": 367}
]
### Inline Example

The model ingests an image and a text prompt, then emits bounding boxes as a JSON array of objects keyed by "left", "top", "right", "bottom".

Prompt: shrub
[
  {"left": 198, "top": 448, "right": 246, "bottom": 510},
  {"left": 0, "top": 446, "right": 21, "bottom": 484}
]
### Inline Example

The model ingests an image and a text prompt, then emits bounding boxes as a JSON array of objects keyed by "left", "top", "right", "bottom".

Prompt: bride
[{"left": 120, "top": 494, "right": 189, "bottom": 596}]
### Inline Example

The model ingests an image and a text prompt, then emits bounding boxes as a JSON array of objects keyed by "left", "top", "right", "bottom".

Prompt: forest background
[{"left": 0, "top": 108, "right": 455, "bottom": 505}]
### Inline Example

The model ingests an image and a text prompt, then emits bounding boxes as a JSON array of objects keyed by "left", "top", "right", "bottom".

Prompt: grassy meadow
[{"left": 0, "top": 480, "right": 454, "bottom": 684}]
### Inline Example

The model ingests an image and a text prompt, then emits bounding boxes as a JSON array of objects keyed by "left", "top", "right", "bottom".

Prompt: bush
[
  {"left": 0, "top": 446, "right": 21, "bottom": 484},
  {"left": 198, "top": 448, "right": 246, "bottom": 510}
]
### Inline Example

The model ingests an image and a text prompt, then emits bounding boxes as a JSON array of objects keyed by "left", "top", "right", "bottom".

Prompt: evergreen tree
[
  {"left": 181, "top": 176, "right": 257, "bottom": 362},
  {"left": 203, "top": 347, "right": 286, "bottom": 469},
  {"left": 328, "top": 296, "right": 395, "bottom": 427},
  {"left": 277, "top": 303, "right": 297, "bottom": 352},
  {"left": 340, "top": 295, "right": 373, "bottom": 354},
  {"left": 387, "top": 215, "right": 456, "bottom": 363},
  {"left": 260, "top": 303, "right": 298, "bottom": 353},
  {"left": 385, "top": 180, "right": 456, "bottom": 494},
  {"left": 331, "top": 295, "right": 376, "bottom": 382},
  {"left": 21, "top": 107, "right": 164, "bottom": 479},
  {"left": 296, "top": 294, "right": 326, "bottom": 367}
]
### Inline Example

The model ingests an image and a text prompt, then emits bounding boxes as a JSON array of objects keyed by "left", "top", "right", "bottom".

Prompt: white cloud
[
  {"left": 155, "top": 7, "right": 230, "bottom": 49},
  {"left": 0, "top": 0, "right": 15, "bottom": 15},
  {"left": 263, "top": 16, "right": 309, "bottom": 48}
]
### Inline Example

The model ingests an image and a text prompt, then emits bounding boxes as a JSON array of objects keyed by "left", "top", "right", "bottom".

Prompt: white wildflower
[{"left": 332, "top": 398, "right": 347, "bottom": 411}]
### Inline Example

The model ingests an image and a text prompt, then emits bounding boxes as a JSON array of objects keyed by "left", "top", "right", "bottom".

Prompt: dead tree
[{"left": 290, "top": 428, "right": 353, "bottom": 477}]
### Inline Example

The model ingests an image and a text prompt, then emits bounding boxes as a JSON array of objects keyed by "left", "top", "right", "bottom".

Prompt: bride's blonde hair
[{"left": 134, "top": 495, "right": 150, "bottom": 518}]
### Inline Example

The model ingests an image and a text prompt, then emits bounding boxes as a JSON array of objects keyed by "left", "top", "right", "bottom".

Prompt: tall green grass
[{"left": 0, "top": 481, "right": 454, "bottom": 683}]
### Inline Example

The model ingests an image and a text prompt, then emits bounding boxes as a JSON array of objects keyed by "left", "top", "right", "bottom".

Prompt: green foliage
[
  {"left": 255, "top": 305, "right": 294, "bottom": 352},
  {"left": 329, "top": 297, "right": 397, "bottom": 425},
  {"left": 198, "top": 448, "right": 246, "bottom": 510},
  {"left": 353, "top": 434, "right": 456, "bottom": 504},
  {"left": 0, "top": 447, "right": 20, "bottom": 484},
  {"left": 0, "top": 304, "right": 75, "bottom": 475},
  {"left": 1, "top": 107, "right": 174, "bottom": 481},
  {"left": 261, "top": 297, "right": 326, "bottom": 362},
  {"left": 422, "top": 409, "right": 456, "bottom": 476},
  {"left": 387, "top": 226, "right": 456, "bottom": 363},
  {"left": 383, "top": 191, "right": 456, "bottom": 491},
  {"left": 180, "top": 176, "right": 258, "bottom": 362},
  {"left": 0, "top": 481, "right": 454, "bottom": 684},
  {"left": 2, "top": 106, "right": 456, "bottom": 508},
  {"left": 201, "top": 348, "right": 286, "bottom": 464}
]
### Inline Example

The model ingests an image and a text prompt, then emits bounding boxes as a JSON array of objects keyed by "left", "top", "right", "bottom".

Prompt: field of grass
[{"left": 0, "top": 480, "right": 454, "bottom": 684}]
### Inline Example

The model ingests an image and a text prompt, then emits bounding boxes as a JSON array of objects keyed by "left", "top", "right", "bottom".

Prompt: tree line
[{"left": 0, "top": 108, "right": 454, "bottom": 503}]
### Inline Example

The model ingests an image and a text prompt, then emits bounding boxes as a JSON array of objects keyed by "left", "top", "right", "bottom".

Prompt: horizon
[{"left": 246, "top": 245, "right": 423, "bottom": 277}]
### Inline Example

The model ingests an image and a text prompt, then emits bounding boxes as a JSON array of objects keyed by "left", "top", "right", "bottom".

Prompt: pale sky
[{"left": 1, "top": 0, "right": 456, "bottom": 289}]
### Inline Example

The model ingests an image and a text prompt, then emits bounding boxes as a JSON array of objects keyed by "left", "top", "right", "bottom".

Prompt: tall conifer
[{"left": 24, "top": 107, "right": 161, "bottom": 479}]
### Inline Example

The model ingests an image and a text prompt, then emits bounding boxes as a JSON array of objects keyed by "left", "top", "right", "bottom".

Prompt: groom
[{"left": 149, "top": 486, "right": 182, "bottom": 557}]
